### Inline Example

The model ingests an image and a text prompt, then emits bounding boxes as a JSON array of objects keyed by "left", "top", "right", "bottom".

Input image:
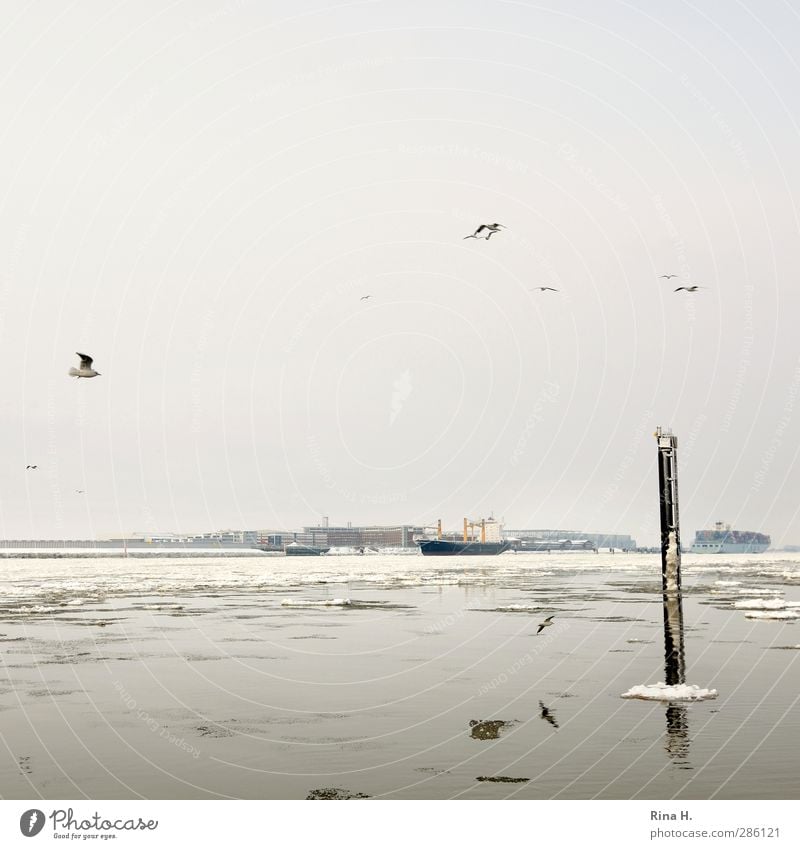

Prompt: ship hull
[
  {"left": 690, "top": 542, "right": 769, "bottom": 554},
  {"left": 417, "top": 540, "right": 510, "bottom": 556}
]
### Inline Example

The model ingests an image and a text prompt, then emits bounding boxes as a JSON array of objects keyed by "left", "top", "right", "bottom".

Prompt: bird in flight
[
  {"left": 539, "top": 701, "right": 559, "bottom": 730},
  {"left": 536, "top": 615, "right": 555, "bottom": 635},
  {"left": 69, "top": 353, "right": 101, "bottom": 378},
  {"left": 674, "top": 285, "right": 702, "bottom": 293},
  {"left": 360, "top": 295, "right": 372, "bottom": 301},
  {"left": 659, "top": 274, "right": 678, "bottom": 279},
  {"left": 530, "top": 287, "right": 559, "bottom": 292},
  {"left": 26, "top": 465, "right": 38, "bottom": 470},
  {"left": 464, "top": 223, "right": 504, "bottom": 240},
  {"left": 75, "top": 490, "right": 86, "bottom": 494}
]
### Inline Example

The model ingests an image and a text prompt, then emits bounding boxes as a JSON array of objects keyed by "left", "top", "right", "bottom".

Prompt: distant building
[
  {"left": 504, "top": 529, "right": 636, "bottom": 549},
  {"left": 295, "top": 524, "right": 425, "bottom": 548}
]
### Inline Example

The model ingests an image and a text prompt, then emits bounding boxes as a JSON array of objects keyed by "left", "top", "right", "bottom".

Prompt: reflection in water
[
  {"left": 663, "top": 591, "right": 691, "bottom": 768},
  {"left": 538, "top": 701, "right": 559, "bottom": 730}
]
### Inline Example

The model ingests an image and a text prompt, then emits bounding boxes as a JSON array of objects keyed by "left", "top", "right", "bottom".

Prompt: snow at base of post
[
  {"left": 665, "top": 529, "right": 680, "bottom": 592},
  {"left": 621, "top": 682, "right": 718, "bottom": 701}
]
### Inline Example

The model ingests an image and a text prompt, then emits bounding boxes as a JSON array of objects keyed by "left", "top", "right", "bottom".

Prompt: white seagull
[
  {"left": 659, "top": 274, "right": 678, "bottom": 279},
  {"left": 536, "top": 615, "right": 555, "bottom": 635},
  {"left": 464, "top": 223, "right": 505, "bottom": 240},
  {"left": 360, "top": 295, "right": 372, "bottom": 301},
  {"left": 69, "top": 352, "right": 101, "bottom": 378}
]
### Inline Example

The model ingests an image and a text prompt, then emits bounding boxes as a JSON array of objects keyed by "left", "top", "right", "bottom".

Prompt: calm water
[{"left": 0, "top": 552, "right": 798, "bottom": 799}]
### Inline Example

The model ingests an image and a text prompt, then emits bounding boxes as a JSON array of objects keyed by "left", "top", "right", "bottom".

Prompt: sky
[{"left": 1, "top": 0, "right": 799, "bottom": 545}]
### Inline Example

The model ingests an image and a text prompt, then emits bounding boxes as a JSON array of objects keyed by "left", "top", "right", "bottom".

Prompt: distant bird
[
  {"left": 659, "top": 274, "right": 678, "bottom": 279},
  {"left": 536, "top": 615, "right": 555, "bottom": 635},
  {"left": 539, "top": 701, "right": 559, "bottom": 729},
  {"left": 360, "top": 295, "right": 372, "bottom": 301},
  {"left": 674, "top": 285, "right": 702, "bottom": 293},
  {"left": 463, "top": 223, "right": 504, "bottom": 240},
  {"left": 26, "top": 465, "right": 38, "bottom": 470},
  {"left": 75, "top": 490, "right": 85, "bottom": 494},
  {"left": 530, "top": 287, "right": 559, "bottom": 292},
  {"left": 69, "top": 353, "right": 101, "bottom": 378}
]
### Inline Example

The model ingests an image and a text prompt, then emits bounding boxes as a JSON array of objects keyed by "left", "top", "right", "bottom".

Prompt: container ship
[
  {"left": 690, "top": 522, "right": 770, "bottom": 554},
  {"left": 416, "top": 518, "right": 510, "bottom": 556}
]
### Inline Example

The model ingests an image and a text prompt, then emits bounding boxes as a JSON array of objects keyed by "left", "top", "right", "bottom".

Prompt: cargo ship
[
  {"left": 690, "top": 522, "right": 770, "bottom": 554},
  {"left": 416, "top": 517, "right": 509, "bottom": 556},
  {"left": 417, "top": 539, "right": 510, "bottom": 556}
]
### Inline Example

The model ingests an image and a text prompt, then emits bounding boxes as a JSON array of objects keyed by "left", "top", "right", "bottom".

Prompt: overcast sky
[{"left": 1, "top": 0, "right": 799, "bottom": 545}]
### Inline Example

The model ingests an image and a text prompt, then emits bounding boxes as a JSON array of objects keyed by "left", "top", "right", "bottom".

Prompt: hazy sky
[{"left": 2, "top": 0, "right": 799, "bottom": 545}]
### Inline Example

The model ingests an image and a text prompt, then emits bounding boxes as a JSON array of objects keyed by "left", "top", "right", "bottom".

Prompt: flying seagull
[
  {"left": 674, "top": 286, "right": 702, "bottom": 293},
  {"left": 659, "top": 274, "right": 678, "bottom": 279},
  {"left": 75, "top": 490, "right": 85, "bottom": 494},
  {"left": 530, "top": 287, "right": 559, "bottom": 292},
  {"left": 463, "top": 223, "right": 504, "bottom": 240},
  {"left": 69, "top": 353, "right": 101, "bottom": 378},
  {"left": 360, "top": 295, "right": 372, "bottom": 300},
  {"left": 26, "top": 465, "right": 38, "bottom": 470},
  {"left": 539, "top": 701, "right": 559, "bottom": 730},
  {"left": 536, "top": 615, "right": 555, "bottom": 635}
]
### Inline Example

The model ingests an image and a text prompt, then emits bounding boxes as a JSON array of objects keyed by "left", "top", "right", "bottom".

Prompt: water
[{"left": 0, "top": 552, "right": 798, "bottom": 799}]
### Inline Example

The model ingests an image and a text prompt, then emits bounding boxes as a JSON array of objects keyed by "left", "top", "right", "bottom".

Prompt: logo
[{"left": 19, "top": 809, "right": 45, "bottom": 837}]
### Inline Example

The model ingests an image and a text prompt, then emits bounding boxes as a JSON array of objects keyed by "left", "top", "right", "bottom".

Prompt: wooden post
[{"left": 656, "top": 426, "right": 681, "bottom": 594}]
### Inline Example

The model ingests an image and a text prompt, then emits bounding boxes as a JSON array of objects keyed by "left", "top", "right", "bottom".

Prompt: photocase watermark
[
  {"left": 389, "top": 369, "right": 413, "bottom": 426},
  {"left": 88, "top": 85, "right": 160, "bottom": 154},
  {"left": 190, "top": 307, "right": 216, "bottom": 433},
  {"left": 1, "top": 219, "right": 29, "bottom": 337},
  {"left": 720, "top": 284, "right": 754, "bottom": 433},
  {"left": 476, "top": 621, "right": 569, "bottom": 696},
  {"left": 187, "top": 0, "right": 254, "bottom": 30},
  {"left": 46, "top": 381, "right": 65, "bottom": 535},
  {"left": 20, "top": 807, "right": 159, "bottom": 835},
  {"left": 592, "top": 408, "right": 653, "bottom": 516},
  {"left": 751, "top": 356, "right": 800, "bottom": 493},
  {"left": 557, "top": 142, "right": 629, "bottom": 212},
  {"left": 114, "top": 680, "right": 200, "bottom": 759},
  {"left": 652, "top": 192, "right": 701, "bottom": 321},
  {"left": 425, "top": 607, "right": 466, "bottom": 635},
  {"left": 248, "top": 56, "right": 397, "bottom": 100},
  {"left": 139, "top": 133, "right": 245, "bottom": 254},
  {"left": 306, "top": 433, "right": 407, "bottom": 505},
  {"left": 680, "top": 73, "right": 750, "bottom": 171},
  {"left": 510, "top": 380, "right": 560, "bottom": 466},
  {"left": 399, "top": 143, "right": 530, "bottom": 175},
  {"left": 284, "top": 276, "right": 366, "bottom": 355}
]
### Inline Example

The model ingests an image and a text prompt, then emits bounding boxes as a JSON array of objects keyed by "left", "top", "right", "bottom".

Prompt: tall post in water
[
  {"left": 655, "top": 427, "right": 688, "bottom": 764},
  {"left": 655, "top": 426, "right": 681, "bottom": 594}
]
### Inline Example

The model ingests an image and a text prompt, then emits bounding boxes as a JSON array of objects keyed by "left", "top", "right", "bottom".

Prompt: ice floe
[
  {"left": 733, "top": 598, "right": 798, "bottom": 610},
  {"left": 744, "top": 610, "right": 800, "bottom": 620},
  {"left": 280, "top": 598, "right": 352, "bottom": 608},
  {"left": 621, "top": 682, "right": 718, "bottom": 701},
  {"left": 737, "top": 588, "right": 783, "bottom": 595}
]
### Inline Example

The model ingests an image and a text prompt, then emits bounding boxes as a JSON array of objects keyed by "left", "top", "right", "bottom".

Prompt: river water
[{"left": 0, "top": 551, "right": 798, "bottom": 799}]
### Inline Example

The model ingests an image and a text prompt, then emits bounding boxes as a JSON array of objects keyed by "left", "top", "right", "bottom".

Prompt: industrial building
[{"left": 504, "top": 529, "right": 637, "bottom": 549}]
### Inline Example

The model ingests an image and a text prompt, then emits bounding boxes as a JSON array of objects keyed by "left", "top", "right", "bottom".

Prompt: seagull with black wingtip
[
  {"left": 69, "top": 352, "right": 101, "bottom": 379},
  {"left": 463, "top": 223, "right": 505, "bottom": 240},
  {"left": 536, "top": 614, "right": 555, "bottom": 635}
]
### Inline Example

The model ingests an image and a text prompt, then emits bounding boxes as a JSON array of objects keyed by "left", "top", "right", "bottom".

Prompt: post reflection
[{"left": 663, "top": 590, "right": 691, "bottom": 768}]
